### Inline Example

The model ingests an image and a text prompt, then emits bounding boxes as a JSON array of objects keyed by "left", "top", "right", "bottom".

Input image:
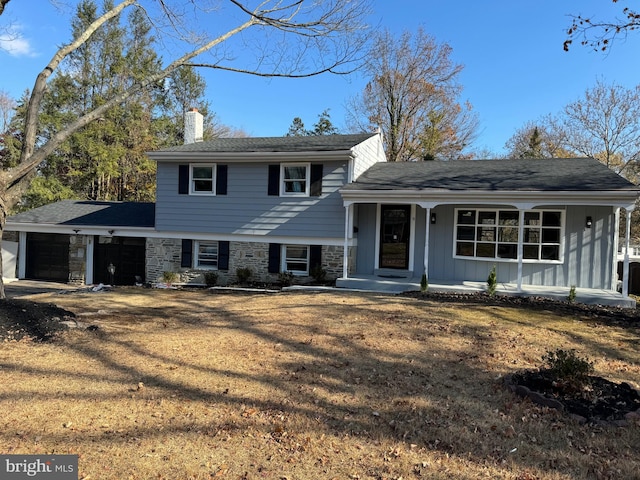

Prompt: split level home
[{"left": 4, "top": 109, "right": 639, "bottom": 306}]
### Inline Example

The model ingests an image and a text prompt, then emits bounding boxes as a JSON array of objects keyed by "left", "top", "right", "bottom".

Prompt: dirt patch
[{"left": 0, "top": 299, "right": 76, "bottom": 341}]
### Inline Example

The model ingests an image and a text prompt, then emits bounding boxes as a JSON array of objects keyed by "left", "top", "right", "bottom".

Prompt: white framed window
[
  {"left": 195, "top": 240, "right": 219, "bottom": 269},
  {"left": 454, "top": 208, "right": 563, "bottom": 262},
  {"left": 190, "top": 164, "right": 216, "bottom": 195},
  {"left": 282, "top": 245, "right": 309, "bottom": 275},
  {"left": 281, "top": 163, "right": 310, "bottom": 196}
]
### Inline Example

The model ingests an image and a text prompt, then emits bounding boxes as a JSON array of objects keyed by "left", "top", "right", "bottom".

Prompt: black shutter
[
  {"left": 216, "top": 165, "right": 228, "bottom": 195},
  {"left": 268, "top": 243, "right": 281, "bottom": 273},
  {"left": 178, "top": 165, "right": 189, "bottom": 194},
  {"left": 181, "top": 239, "right": 193, "bottom": 267},
  {"left": 218, "top": 241, "right": 230, "bottom": 270},
  {"left": 310, "top": 164, "right": 323, "bottom": 197},
  {"left": 310, "top": 245, "right": 322, "bottom": 270},
  {"left": 268, "top": 165, "right": 280, "bottom": 196}
]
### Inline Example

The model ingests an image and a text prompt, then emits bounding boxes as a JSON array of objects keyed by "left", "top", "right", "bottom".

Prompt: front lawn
[{"left": 1, "top": 288, "right": 639, "bottom": 479}]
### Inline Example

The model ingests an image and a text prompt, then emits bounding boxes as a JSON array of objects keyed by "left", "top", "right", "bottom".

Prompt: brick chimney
[{"left": 184, "top": 108, "right": 204, "bottom": 144}]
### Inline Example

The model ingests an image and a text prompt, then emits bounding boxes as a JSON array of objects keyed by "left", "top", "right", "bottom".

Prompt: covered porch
[{"left": 335, "top": 274, "right": 636, "bottom": 308}]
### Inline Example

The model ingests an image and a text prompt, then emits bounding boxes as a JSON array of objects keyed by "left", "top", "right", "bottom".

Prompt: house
[{"left": 4, "top": 109, "right": 639, "bottom": 306}]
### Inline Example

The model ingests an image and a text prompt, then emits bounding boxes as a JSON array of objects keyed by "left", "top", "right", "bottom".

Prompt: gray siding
[
  {"left": 355, "top": 203, "right": 616, "bottom": 289},
  {"left": 156, "top": 160, "right": 349, "bottom": 238}
]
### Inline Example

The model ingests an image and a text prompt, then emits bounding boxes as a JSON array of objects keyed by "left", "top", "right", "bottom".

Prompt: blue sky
[{"left": 2, "top": 1, "right": 640, "bottom": 156}]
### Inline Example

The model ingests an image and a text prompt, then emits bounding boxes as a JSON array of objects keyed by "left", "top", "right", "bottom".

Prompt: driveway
[{"left": 3, "top": 280, "right": 80, "bottom": 299}]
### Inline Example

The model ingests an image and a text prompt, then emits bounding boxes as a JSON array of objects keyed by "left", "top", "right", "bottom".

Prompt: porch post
[
  {"left": 18, "top": 231, "right": 26, "bottom": 279},
  {"left": 424, "top": 207, "right": 430, "bottom": 280},
  {"left": 612, "top": 208, "right": 621, "bottom": 291},
  {"left": 516, "top": 209, "right": 524, "bottom": 291},
  {"left": 622, "top": 208, "right": 633, "bottom": 297},
  {"left": 342, "top": 204, "right": 351, "bottom": 279}
]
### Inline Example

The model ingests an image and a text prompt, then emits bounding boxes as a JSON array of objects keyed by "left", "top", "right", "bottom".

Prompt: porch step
[{"left": 374, "top": 268, "right": 413, "bottom": 279}]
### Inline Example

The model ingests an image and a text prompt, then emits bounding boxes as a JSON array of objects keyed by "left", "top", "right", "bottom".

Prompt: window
[
  {"left": 282, "top": 245, "right": 309, "bottom": 274},
  {"left": 190, "top": 164, "right": 216, "bottom": 194},
  {"left": 454, "top": 209, "right": 562, "bottom": 262},
  {"left": 195, "top": 241, "right": 218, "bottom": 269},
  {"left": 281, "top": 163, "right": 310, "bottom": 196}
]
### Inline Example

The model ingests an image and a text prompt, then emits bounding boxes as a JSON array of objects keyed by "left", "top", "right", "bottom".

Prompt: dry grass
[{"left": 1, "top": 288, "right": 639, "bottom": 480}]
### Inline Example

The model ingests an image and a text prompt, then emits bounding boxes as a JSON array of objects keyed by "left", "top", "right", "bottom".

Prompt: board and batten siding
[
  {"left": 353, "top": 203, "right": 616, "bottom": 290},
  {"left": 155, "top": 160, "right": 349, "bottom": 239}
]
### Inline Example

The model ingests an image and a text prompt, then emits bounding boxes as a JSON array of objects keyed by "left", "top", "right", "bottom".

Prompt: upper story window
[
  {"left": 190, "top": 164, "right": 216, "bottom": 195},
  {"left": 281, "top": 163, "right": 310, "bottom": 196},
  {"left": 454, "top": 208, "right": 563, "bottom": 262}
]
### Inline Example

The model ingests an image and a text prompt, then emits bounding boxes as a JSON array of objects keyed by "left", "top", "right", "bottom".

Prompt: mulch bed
[{"left": 0, "top": 299, "right": 76, "bottom": 342}]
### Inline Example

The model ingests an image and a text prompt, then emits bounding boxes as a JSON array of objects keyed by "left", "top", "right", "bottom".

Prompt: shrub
[
  {"left": 310, "top": 265, "right": 327, "bottom": 284},
  {"left": 487, "top": 264, "right": 497, "bottom": 296},
  {"left": 204, "top": 271, "right": 218, "bottom": 287},
  {"left": 162, "top": 271, "right": 179, "bottom": 285},
  {"left": 541, "top": 348, "right": 594, "bottom": 389},
  {"left": 420, "top": 273, "right": 428, "bottom": 292},
  {"left": 278, "top": 271, "right": 294, "bottom": 287},
  {"left": 236, "top": 267, "right": 252, "bottom": 284},
  {"left": 568, "top": 285, "right": 576, "bottom": 303}
]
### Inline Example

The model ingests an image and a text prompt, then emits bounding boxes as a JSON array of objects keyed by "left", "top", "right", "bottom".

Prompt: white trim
[
  {"left": 189, "top": 163, "right": 216, "bottom": 195},
  {"left": 452, "top": 208, "right": 565, "bottom": 264},
  {"left": 280, "top": 162, "right": 310, "bottom": 197},
  {"left": 612, "top": 207, "right": 621, "bottom": 291},
  {"left": 194, "top": 240, "right": 219, "bottom": 270},
  {"left": 623, "top": 210, "right": 632, "bottom": 297},
  {"left": 341, "top": 189, "right": 638, "bottom": 209},
  {"left": 86, "top": 236, "right": 95, "bottom": 284},
  {"left": 150, "top": 150, "right": 356, "bottom": 163},
  {"left": 18, "top": 231, "right": 26, "bottom": 279},
  {"left": 343, "top": 205, "right": 351, "bottom": 279},
  {"left": 424, "top": 207, "right": 430, "bottom": 279},
  {"left": 281, "top": 244, "right": 310, "bottom": 275},
  {"left": 375, "top": 203, "right": 415, "bottom": 271}
]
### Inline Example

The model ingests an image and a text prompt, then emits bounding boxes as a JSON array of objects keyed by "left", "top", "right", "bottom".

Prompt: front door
[{"left": 379, "top": 205, "right": 411, "bottom": 269}]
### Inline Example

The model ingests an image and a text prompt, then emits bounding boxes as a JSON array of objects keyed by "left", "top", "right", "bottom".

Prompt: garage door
[
  {"left": 26, "top": 233, "right": 70, "bottom": 282},
  {"left": 94, "top": 236, "right": 146, "bottom": 285}
]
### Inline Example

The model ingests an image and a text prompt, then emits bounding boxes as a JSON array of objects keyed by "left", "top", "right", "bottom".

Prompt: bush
[
  {"left": 310, "top": 265, "right": 327, "bottom": 284},
  {"left": 162, "top": 271, "right": 179, "bottom": 285},
  {"left": 487, "top": 264, "right": 497, "bottom": 296},
  {"left": 541, "top": 348, "right": 594, "bottom": 389},
  {"left": 236, "top": 267, "right": 252, "bottom": 284},
  {"left": 568, "top": 285, "right": 576, "bottom": 303},
  {"left": 420, "top": 273, "right": 428, "bottom": 292},
  {"left": 204, "top": 271, "right": 218, "bottom": 287},
  {"left": 278, "top": 271, "right": 294, "bottom": 287}
]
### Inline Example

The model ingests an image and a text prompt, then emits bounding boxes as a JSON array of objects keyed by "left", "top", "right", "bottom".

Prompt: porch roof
[
  {"left": 340, "top": 158, "right": 639, "bottom": 208},
  {"left": 344, "top": 158, "right": 637, "bottom": 191}
]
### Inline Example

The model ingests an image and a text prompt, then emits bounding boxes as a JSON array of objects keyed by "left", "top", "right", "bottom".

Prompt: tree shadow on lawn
[{"left": 2, "top": 291, "right": 639, "bottom": 478}]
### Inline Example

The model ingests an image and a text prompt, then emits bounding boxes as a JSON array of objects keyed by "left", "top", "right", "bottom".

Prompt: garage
[{"left": 25, "top": 233, "right": 70, "bottom": 282}]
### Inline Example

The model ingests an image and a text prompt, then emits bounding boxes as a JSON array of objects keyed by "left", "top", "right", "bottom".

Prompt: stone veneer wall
[
  {"left": 145, "top": 238, "right": 355, "bottom": 285},
  {"left": 68, "top": 235, "right": 88, "bottom": 284}
]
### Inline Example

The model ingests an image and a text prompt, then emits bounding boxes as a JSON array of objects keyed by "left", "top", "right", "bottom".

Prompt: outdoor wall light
[
  {"left": 430, "top": 212, "right": 437, "bottom": 224},
  {"left": 108, "top": 229, "right": 115, "bottom": 235},
  {"left": 586, "top": 216, "right": 593, "bottom": 229}
]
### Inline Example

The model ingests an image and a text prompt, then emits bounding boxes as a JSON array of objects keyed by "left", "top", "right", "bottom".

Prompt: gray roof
[
  {"left": 7, "top": 200, "right": 155, "bottom": 227},
  {"left": 342, "top": 158, "right": 638, "bottom": 192},
  {"left": 151, "top": 133, "right": 377, "bottom": 154}
]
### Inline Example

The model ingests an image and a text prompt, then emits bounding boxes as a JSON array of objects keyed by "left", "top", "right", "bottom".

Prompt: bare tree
[
  {"left": 559, "top": 80, "right": 640, "bottom": 179},
  {"left": 0, "top": 90, "right": 15, "bottom": 133},
  {"left": 564, "top": 1, "right": 640, "bottom": 52},
  {"left": 346, "top": 27, "right": 477, "bottom": 161},
  {"left": 0, "top": 0, "right": 371, "bottom": 298},
  {"left": 504, "top": 119, "right": 573, "bottom": 159}
]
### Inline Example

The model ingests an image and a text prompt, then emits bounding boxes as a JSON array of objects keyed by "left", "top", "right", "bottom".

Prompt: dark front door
[
  {"left": 94, "top": 236, "right": 146, "bottom": 285},
  {"left": 379, "top": 205, "right": 411, "bottom": 269},
  {"left": 26, "top": 233, "right": 70, "bottom": 282}
]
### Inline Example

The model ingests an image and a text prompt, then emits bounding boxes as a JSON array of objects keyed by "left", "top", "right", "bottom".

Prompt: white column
[
  {"left": 423, "top": 207, "right": 431, "bottom": 280},
  {"left": 622, "top": 209, "right": 633, "bottom": 297},
  {"left": 516, "top": 209, "right": 524, "bottom": 291},
  {"left": 342, "top": 204, "right": 351, "bottom": 279},
  {"left": 612, "top": 208, "right": 621, "bottom": 291},
  {"left": 86, "top": 235, "right": 95, "bottom": 285},
  {"left": 18, "top": 231, "right": 26, "bottom": 279}
]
